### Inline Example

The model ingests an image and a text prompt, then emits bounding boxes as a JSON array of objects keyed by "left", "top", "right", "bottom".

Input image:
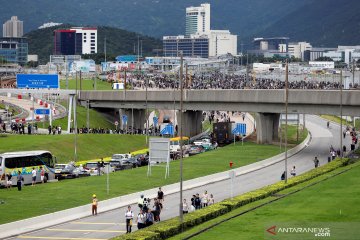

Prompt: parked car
[
  {"left": 109, "top": 160, "right": 123, "bottom": 171},
  {"left": 121, "top": 157, "right": 139, "bottom": 169},
  {"left": 55, "top": 163, "right": 78, "bottom": 179},
  {"left": 134, "top": 154, "right": 149, "bottom": 166},
  {"left": 84, "top": 162, "right": 100, "bottom": 176},
  {"left": 188, "top": 145, "right": 205, "bottom": 156}
]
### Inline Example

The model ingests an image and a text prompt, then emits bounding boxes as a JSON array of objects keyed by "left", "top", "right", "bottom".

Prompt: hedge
[{"left": 112, "top": 157, "right": 350, "bottom": 240}]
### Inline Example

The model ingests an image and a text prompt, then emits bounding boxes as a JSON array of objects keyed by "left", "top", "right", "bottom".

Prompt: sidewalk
[{"left": 0, "top": 132, "right": 310, "bottom": 239}]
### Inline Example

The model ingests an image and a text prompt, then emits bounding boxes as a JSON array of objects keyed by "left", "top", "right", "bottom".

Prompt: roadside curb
[{"left": 0, "top": 132, "right": 311, "bottom": 239}]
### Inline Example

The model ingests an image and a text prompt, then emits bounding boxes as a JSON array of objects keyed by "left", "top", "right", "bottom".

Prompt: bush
[{"left": 113, "top": 158, "right": 351, "bottom": 240}]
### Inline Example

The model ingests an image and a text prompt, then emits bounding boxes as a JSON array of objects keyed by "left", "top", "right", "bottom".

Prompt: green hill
[{"left": 24, "top": 24, "right": 162, "bottom": 64}]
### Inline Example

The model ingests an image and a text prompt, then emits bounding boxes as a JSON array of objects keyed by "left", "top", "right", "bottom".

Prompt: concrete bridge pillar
[
  {"left": 255, "top": 113, "right": 280, "bottom": 144},
  {"left": 180, "top": 110, "right": 203, "bottom": 137},
  {"left": 122, "top": 109, "right": 146, "bottom": 132}
]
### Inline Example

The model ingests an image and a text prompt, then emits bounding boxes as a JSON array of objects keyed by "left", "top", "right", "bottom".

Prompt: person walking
[
  {"left": 209, "top": 194, "right": 215, "bottom": 205},
  {"left": 157, "top": 187, "right": 164, "bottom": 207},
  {"left": 182, "top": 199, "right": 189, "bottom": 214},
  {"left": 31, "top": 167, "right": 37, "bottom": 186},
  {"left": 145, "top": 208, "right": 154, "bottom": 227},
  {"left": 314, "top": 157, "right": 320, "bottom": 168},
  {"left": 136, "top": 209, "right": 146, "bottom": 230},
  {"left": 6, "top": 173, "right": 12, "bottom": 189},
  {"left": 125, "top": 206, "right": 134, "bottom": 233},
  {"left": 40, "top": 166, "right": 45, "bottom": 183},
  {"left": 290, "top": 166, "right": 296, "bottom": 177},
  {"left": 92, "top": 194, "right": 98, "bottom": 216},
  {"left": 17, "top": 171, "right": 24, "bottom": 191},
  {"left": 195, "top": 193, "right": 201, "bottom": 210},
  {"left": 202, "top": 190, "right": 209, "bottom": 208}
]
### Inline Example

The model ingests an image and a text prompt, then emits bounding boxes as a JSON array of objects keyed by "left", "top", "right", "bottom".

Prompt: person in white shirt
[
  {"left": 202, "top": 190, "right": 209, "bottom": 207},
  {"left": 290, "top": 166, "right": 296, "bottom": 177},
  {"left": 125, "top": 206, "right": 134, "bottom": 233},
  {"left": 182, "top": 199, "right": 189, "bottom": 214},
  {"left": 136, "top": 209, "right": 146, "bottom": 230},
  {"left": 31, "top": 167, "right": 37, "bottom": 186}
]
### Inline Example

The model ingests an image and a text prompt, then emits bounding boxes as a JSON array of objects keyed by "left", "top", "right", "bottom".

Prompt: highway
[{"left": 11, "top": 115, "right": 352, "bottom": 240}]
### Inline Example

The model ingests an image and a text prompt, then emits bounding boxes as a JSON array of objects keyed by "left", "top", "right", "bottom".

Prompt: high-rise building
[
  {"left": 163, "top": 35, "right": 209, "bottom": 58},
  {"left": 3, "top": 16, "right": 23, "bottom": 38},
  {"left": 54, "top": 27, "right": 97, "bottom": 55},
  {"left": 185, "top": 3, "right": 210, "bottom": 36},
  {"left": 70, "top": 27, "right": 97, "bottom": 54},
  {"left": 288, "top": 42, "right": 312, "bottom": 61},
  {"left": 0, "top": 37, "right": 28, "bottom": 65}
]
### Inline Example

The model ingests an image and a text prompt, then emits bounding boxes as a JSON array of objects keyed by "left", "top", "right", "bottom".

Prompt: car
[
  {"left": 120, "top": 157, "right": 139, "bottom": 169},
  {"left": 84, "top": 162, "right": 100, "bottom": 176},
  {"left": 188, "top": 145, "right": 205, "bottom": 156},
  {"left": 54, "top": 163, "right": 78, "bottom": 179},
  {"left": 134, "top": 154, "right": 149, "bottom": 166},
  {"left": 109, "top": 160, "right": 123, "bottom": 171}
]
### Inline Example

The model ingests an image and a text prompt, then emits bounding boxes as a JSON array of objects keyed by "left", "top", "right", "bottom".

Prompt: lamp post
[
  {"left": 179, "top": 51, "right": 184, "bottom": 225},
  {"left": 340, "top": 70, "right": 343, "bottom": 160},
  {"left": 284, "top": 60, "right": 289, "bottom": 184}
]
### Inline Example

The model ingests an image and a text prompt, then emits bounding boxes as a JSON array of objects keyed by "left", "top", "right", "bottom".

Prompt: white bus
[{"left": 0, "top": 150, "right": 56, "bottom": 186}]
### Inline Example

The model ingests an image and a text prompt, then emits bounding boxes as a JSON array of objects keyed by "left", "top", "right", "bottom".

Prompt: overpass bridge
[{"left": 79, "top": 89, "right": 360, "bottom": 143}]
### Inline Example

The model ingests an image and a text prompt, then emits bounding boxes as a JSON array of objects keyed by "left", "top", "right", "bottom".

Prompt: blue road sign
[
  {"left": 16, "top": 74, "right": 59, "bottom": 89},
  {"left": 160, "top": 124, "right": 174, "bottom": 135},
  {"left": 232, "top": 123, "right": 247, "bottom": 135},
  {"left": 34, "top": 109, "right": 50, "bottom": 115},
  {"left": 122, "top": 115, "right": 128, "bottom": 124},
  {"left": 153, "top": 116, "right": 158, "bottom": 126}
]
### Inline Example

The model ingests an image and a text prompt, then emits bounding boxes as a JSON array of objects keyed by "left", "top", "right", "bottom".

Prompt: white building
[
  {"left": 288, "top": 42, "right": 312, "bottom": 60},
  {"left": 70, "top": 27, "right": 97, "bottom": 54},
  {"left": 185, "top": 3, "right": 210, "bottom": 36},
  {"left": 206, "top": 30, "right": 237, "bottom": 57},
  {"left": 3, "top": 16, "right": 23, "bottom": 37}
]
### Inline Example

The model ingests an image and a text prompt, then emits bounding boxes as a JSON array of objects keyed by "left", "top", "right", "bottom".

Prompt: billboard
[{"left": 16, "top": 74, "right": 59, "bottom": 89}]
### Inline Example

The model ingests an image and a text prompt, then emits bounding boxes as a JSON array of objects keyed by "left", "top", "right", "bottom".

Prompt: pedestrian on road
[
  {"left": 136, "top": 209, "right": 146, "bottom": 230},
  {"left": 125, "top": 206, "right": 134, "bottom": 233},
  {"left": 327, "top": 121, "right": 330, "bottom": 128},
  {"left": 195, "top": 193, "right": 201, "bottom": 210},
  {"left": 92, "top": 194, "right": 98, "bottom": 215},
  {"left": 145, "top": 208, "right": 154, "bottom": 227},
  {"left": 182, "top": 199, "right": 189, "bottom": 214},
  {"left": 281, "top": 171, "right": 286, "bottom": 181},
  {"left": 157, "top": 187, "right": 164, "bottom": 207},
  {"left": 202, "top": 190, "right": 209, "bottom": 208},
  {"left": 17, "top": 171, "right": 24, "bottom": 191},
  {"left": 40, "top": 166, "right": 45, "bottom": 183},
  {"left": 290, "top": 166, "right": 296, "bottom": 177},
  {"left": 314, "top": 157, "right": 320, "bottom": 168},
  {"left": 31, "top": 167, "right": 37, "bottom": 186},
  {"left": 209, "top": 194, "right": 215, "bottom": 205}
]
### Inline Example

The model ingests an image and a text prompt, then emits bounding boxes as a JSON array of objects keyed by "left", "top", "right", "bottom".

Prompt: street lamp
[
  {"left": 284, "top": 60, "right": 289, "bottom": 183},
  {"left": 179, "top": 51, "right": 184, "bottom": 225}
]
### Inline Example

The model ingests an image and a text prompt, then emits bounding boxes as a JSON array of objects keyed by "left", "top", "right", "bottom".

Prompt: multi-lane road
[{"left": 11, "top": 115, "right": 352, "bottom": 240}]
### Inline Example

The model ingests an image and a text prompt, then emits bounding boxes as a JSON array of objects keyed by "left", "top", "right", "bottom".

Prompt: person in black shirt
[
  {"left": 157, "top": 187, "right": 164, "bottom": 207},
  {"left": 195, "top": 193, "right": 201, "bottom": 210}
]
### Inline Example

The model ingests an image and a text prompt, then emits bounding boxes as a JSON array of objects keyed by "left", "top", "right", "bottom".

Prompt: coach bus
[{"left": 0, "top": 150, "right": 56, "bottom": 187}]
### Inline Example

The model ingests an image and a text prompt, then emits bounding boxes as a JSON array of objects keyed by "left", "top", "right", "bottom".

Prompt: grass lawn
[
  {"left": 60, "top": 79, "right": 113, "bottom": 90},
  {"left": 280, "top": 124, "right": 308, "bottom": 145},
  {"left": 0, "top": 134, "right": 147, "bottom": 163},
  {"left": 188, "top": 163, "right": 360, "bottom": 240},
  {"left": 0, "top": 142, "right": 283, "bottom": 224},
  {"left": 320, "top": 115, "right": 359, "bottom": 129},
  {"left": 47, "top": 102, "right": 115, "bottom": 131}
]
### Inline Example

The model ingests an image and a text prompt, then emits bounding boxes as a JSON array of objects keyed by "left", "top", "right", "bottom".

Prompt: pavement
[{"left": 3, "top": 114, "right": 355, "bottom": 240}]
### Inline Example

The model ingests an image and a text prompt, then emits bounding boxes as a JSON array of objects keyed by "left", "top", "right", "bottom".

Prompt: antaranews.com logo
[{"left": 266, "top": 225, "right": 331, "bottom": 237}]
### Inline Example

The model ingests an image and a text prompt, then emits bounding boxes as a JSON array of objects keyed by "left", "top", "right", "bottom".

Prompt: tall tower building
[
  {"left": 185, "top": 3, "right": 210, "bottom": 36},
  {"left": 3, "top": 16, "right": 23, "bottom": 37}
]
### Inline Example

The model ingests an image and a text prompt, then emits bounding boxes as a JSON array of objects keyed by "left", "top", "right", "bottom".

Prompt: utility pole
[
  {"left": 352, "top": 59, "right": 355, "bottom": 87},
  {"left": 104, "top": 36, "right": 107, "bottom": 64},
  {"left": 285, "top": 60, "right": 289, "bottom": 184},
  {"left": 179, "top": 51, "right": 184, "bottom": 225},
  {"left": 340, "top": 70, "right": 343, "bottom": 160}
]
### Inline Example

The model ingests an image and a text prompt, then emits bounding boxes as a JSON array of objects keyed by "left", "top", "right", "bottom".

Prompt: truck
[{"left": 212, "top": 122, "right": 235, "bottom": 146}]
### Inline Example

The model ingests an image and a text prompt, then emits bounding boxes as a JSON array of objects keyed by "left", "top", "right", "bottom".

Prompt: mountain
[
  {"left": 24, "top": 25, "right": 163, "bottom": 64},
  {"left": 2, "top": 0, "right": 360, "bottom": 49}
]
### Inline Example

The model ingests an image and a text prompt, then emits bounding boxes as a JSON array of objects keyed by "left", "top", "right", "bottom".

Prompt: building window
[
  {"left": 91, "top": 40, "right": 95, "bottom": 43},
  {"left": 84, "top": 40, "right": 86, "bottom": 43},
  {"left": 91, "top": 33, "right": 95, "bottom": 35},
  {"left": 91, "top": 43, "right": 95, "bottom": 46}
]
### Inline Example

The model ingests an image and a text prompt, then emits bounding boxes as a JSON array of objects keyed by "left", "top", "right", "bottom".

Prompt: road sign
[
  {"left": 153, "top": 116, "right": 158, "bottom": 126},
  {"left": 16, "top": 74, "right": 59, "bottom": 89},
  {"left": 160, "top": 124, "right": 174, "bottom": 135},
  {"left": 34, "top": 109, "right": 50, "bottom": 115},
  {"left": 232, "top": 123, "right": 246, "bottom": 135},
  {"left": 122, "top": 115, "right": 128, "bottom": 125}
]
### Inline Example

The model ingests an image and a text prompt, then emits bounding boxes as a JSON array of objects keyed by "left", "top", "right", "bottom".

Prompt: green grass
[
  {"left": 0, "top": 142, "right": 283, "bottom": 224},
  {"left": 321, "top": 115, "right": 359, "bottom": 129},
  {"left": 0, "top": 134, "right": 147, "bottom": 163},
  {"left": 202, "top": 120, "right": 212, "bottom": 132},
  {"left": 47, "top": 102, "right": 114, "bottom": 131},
  {"left": 280, "top": 124, "right": 308, "bottom": 145},
  {"left": 0, "top": 103, "right": 21, "bottom": 116},
  {"left": 186, "top": 163, "right": 360, "bottom": 240},
  {"left": 59, "top": 79, "right": 113, "bottom": 90}
]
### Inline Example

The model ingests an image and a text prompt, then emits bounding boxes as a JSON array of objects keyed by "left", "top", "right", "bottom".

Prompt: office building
[
  {"left": 163, "top": 35, "right": 209, "bottom": 58},
  {"left": 54, "top": 27, "right": 97, "bottom": 55},
  {"left": 252, "top": 37, "right": 289, "bottom": 54},
  {"left": 206, "top": 30, "right": 237, "bottom": 57},
  {"left": 3, "top": 16, "right": 23, "bottom": 38},
  {"left": 0, "top": 37, "right": 28, "bottom": 65},
  {"left": 288, "top": 42, "right": 312, "bottom": 61},
  {"left": 70, "top": 27, "right": 97, "bottom": 54},
  {"left": 186, "top": 3, "right": 210, "bottom": 36}
]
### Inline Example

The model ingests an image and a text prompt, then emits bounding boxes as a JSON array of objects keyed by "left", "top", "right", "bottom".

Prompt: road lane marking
[
  {"left": 71, "top": 221, "right": 125, "bottom": 226},
  {"left": 18, "top": 236, "right": 106, "bottom": 240},
  {"left": 45, "top": 228, "right": 126, "bottom": 233}
]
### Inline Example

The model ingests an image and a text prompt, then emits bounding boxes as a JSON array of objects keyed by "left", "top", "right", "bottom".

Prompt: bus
[{"left": 0, "top": 150, "right": 56, "bottom": 187}]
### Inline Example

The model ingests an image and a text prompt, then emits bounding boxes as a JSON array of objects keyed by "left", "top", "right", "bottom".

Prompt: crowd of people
[{"left": 127, "top": 72, "right": 346, "bottom": 90}]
